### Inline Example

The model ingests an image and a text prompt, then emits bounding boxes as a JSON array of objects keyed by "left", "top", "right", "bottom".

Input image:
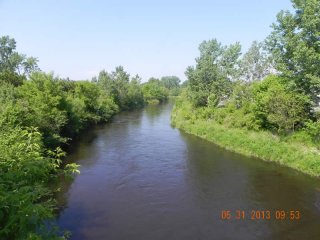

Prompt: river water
[{"left": 56, "top": 102, "right": 320, "bottom": 240}]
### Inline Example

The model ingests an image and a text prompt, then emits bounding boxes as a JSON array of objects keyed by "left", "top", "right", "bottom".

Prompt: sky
[{"left": 0, "top": 0, "right": 293, "bottom": 82}]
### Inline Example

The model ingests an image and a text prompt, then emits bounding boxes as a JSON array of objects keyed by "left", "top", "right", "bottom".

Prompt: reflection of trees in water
[
  {"left": 51, "top": 173, "right": 74, "bottom": 218},
  {"left": 144, "top": 104, "right": 164, "bottom": 121},
  {"left": 144, "top": 101, "right": 174, "bottom": 126},
  {"left": 113, "top": 108, "right": 144, "bottom": 129},
  {"left": 63, "top": 125, "right": 99, "bottom": 159},
  {"left": 53, "top": 108, "right": 146, "bottom": 217},
  {"left": 182, "top": 133, "right": 217, "bottom": 176},
  {"left": 180, "top": 130, "right": 254, "bottom": 187},
  {"left": 179, "top": 131, "right": 224, "bottom": 201},
  {"left": 52, "top": 126, "right": 100, "bottom": 217}
]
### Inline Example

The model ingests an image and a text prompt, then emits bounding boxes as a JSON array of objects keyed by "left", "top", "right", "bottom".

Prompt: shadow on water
[{"left": 51, "top": 125, "right": 101, "bottom": 215}]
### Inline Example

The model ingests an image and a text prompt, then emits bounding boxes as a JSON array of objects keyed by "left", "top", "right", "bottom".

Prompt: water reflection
[
  {"left": 55, "top": 102, "right": 320, "bottom": 240},
  {"left": 144, "top": 103, "right": 165, "bottom": 124}
]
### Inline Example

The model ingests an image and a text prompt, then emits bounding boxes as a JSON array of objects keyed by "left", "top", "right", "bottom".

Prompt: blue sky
[{"left": 0, "top": 0, "right": 293, "bottom": 82}]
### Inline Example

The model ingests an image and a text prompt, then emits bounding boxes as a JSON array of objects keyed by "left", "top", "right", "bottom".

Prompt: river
[{"left": 56, "top": 102, "right": 320, "bottom": 240}]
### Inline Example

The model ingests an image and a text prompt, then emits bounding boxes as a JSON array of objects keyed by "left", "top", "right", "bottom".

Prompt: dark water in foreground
[{"left": 56, "top": 102, "right": 320, "bottom": 240}]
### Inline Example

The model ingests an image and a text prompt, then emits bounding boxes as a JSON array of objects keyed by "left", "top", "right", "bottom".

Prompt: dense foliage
[
  {"left": 173, "top": 0, "right": 320, "bottom": 175},
  {"left": 0, "top": 35, "right": 181, "bottom": 239},
  {"left": 267, "top": 0, "right": 320, "bottom": 103},
  {"left": 142, "top": 78, "right": 169, "bottom": 104}
]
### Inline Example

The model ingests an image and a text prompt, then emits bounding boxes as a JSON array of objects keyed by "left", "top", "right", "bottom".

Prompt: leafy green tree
[
  {"left": 97, "top": 67, "right": 146, "bottom": 110},
  {"left": 186, "top": 39, "right": 241, "bottom": 106},
  {"left": 160, "top": 76, "right": 180, "bottom": 89},
  {"left": 0, "top": 126, "right": 76, "bottom": 239},
  {"left": 97, "top": 69, "right": 113, "bottom": 94},
  {"left": 0, "top": 71, "right": 25, "bottom": 87},
  {"left": 73, "top": 81, "right": 118, "bottom": 123},
  {"left": 160, "top": 76, "right": 181, "bottom": 96},
  {"left": 15, "top": 72, "right": 68, "bottom": 148},
  {"left": 0, "top": 82, "right": 17, "bottom": 128},
  {"left": 239, "top": 41, "right": 273, "bottom": 82},
  {"left": 109, "top": 66, "right": 130, "bottom": 109},
  {"left": 142, "top": 78, "right": 168, "bottom": 104},
  {"left": 0, "top": 36, "right": 39, "bottom": 78},
  {"left": 127, "top": 75, "right": 145, "bottom": 108},
  {"left": 97, "top": 66, "right": 132, "bottom": 110},
  {"left": 266, "top": 0, "right": 320, "bottom": 103},
  {"left": 252, "top": 75, "right": 310, "bottom": 133}
]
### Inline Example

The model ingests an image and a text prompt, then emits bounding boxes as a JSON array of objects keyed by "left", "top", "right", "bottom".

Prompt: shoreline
[{"left": 171, "top": 104, "right": 320, "bottom": 178}]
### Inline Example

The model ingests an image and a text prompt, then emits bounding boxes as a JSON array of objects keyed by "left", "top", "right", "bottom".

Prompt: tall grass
[{"left": 171, "top": 101, "right": 320, "bottom": 177}]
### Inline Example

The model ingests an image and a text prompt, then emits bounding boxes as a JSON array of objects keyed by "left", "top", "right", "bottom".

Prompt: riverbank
[{"left": 171, "top": 100, "right": 320, "bottom": 177}]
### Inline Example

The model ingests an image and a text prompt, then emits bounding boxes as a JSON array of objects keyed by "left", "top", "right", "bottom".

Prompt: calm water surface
[{"left": 56, "top": 102, "right": 320, "bottom": 240}]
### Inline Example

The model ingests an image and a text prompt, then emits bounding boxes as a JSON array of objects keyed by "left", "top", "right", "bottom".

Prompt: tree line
[
  {"left": 177, "top": 0, "right": 320, "bottom": 143},
  {"left": 0, "top": 35, "right": 181, "bottom": 239}
]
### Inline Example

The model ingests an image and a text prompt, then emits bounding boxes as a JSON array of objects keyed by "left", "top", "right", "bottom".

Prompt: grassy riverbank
[{"left": 171, "top": 100, "right": 320, "bottom": 177}]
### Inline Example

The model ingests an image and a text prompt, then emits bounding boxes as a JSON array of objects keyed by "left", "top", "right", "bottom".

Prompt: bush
[
  {"left": 252, "top": 75, "right": 310, "bottom": 134},
  {"left": 304, "top": 120, "right": 320, "bottom": 147},
  {"left": 0, "top": 126, "right": 74, "bottom": 239}
]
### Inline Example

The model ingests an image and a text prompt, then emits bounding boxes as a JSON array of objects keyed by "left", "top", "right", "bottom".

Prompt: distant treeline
[
  {"left": 0, "top": 35, "right": 181, "bottom": 239},
  {"left": 172, "top": 0, "right": 320, "bottom": 176}
]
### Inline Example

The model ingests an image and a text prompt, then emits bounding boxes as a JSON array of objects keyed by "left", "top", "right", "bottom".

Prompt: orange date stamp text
[{"left": 220, "top": 210, "right": 301, "bottom": 221}]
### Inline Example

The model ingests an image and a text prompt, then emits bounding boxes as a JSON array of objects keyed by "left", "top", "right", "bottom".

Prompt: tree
[
  {"left": 15, "top": 72, "right": 68, "bottom": 147},
  {"left": 160, "top": 76, "right": 181, "bottom": 96},
  {"left": 111, "top": 66, "right": 130, "bottom": 109},
  {"left": 142, "top": 78, "right": 168, "bottom": 104},
  {"left": 160, "top": 76, "right": 180, "bottom": 89},
  {"left": 127, "top": 75, "right": 144, "bottom": 108},
  {"left": 253, "top": 75, "right": 309, "bottom": 133},
  {"left": 266, "top": 0, "right": 320, "bottom": 104},
  {"left": 239, "top": 41, "right": 273, "bottom": 82},
  {"left": 0, "top": 71, "right": 25, "bottom": 87},
  {"left": 97, "top": 66, "right": 133, "bottom": 110},
  {"left": 0, "top": 36, "right": 39, "bottom": 78},
  {"left": 186, "top": 39, "right": 241, "bottom": 106}
]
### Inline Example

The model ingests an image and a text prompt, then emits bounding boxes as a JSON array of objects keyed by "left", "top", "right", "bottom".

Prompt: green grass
[{"left": 171, "top": 102, "right": 320, "bottom": 177}]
